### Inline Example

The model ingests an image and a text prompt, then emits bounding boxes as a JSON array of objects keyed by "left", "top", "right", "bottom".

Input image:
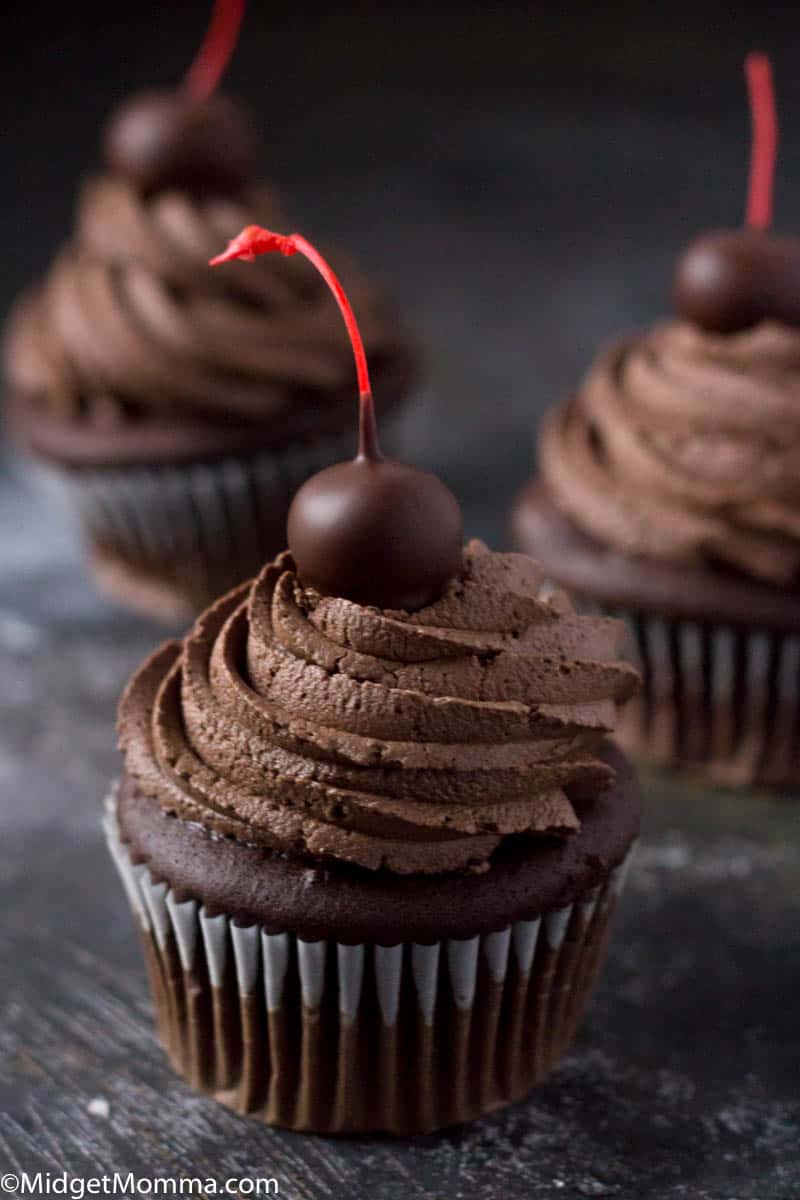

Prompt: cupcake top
[
  {"left": 5, "top": 176, "right": 415, "bottom": 468},
  {"left": 119, "top": 540, "right": 638, "bottom": 876},
  {"left": 539, "top": 319, "right": 800, "bottom": 585}
]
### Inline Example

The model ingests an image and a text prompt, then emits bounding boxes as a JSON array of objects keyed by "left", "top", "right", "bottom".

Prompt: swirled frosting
[
  {"left": 5, "top": 176, "right": 414, "bottom": 465},
  {"left": 119, "top": 540, "right": 638, "bottom": 875},
  {"left": 540, "top": 320, "right": 800, "bottom": 584}
]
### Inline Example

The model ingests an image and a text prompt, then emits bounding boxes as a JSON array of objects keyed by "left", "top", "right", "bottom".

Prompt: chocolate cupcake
[
  {"left": 4, "top": 10, "right": 415, "bottom": 621},
  {"left": 513, "top": 55, "right": 800, "bottom": 790},
  {"left": 108, "top": 540, "right": 640, "bottom": 1133},
  {"left": 105, "top": 226, "right": 642, "bottom": 1134},
  {"left": 513, "top": 320, "right": 800, "bottom": 786},
  {"left": 510, "top": 56, "right": 800, "bottom": 792},
  {"left": 5, "top": 178, "right": 414, "bottom": 620}
]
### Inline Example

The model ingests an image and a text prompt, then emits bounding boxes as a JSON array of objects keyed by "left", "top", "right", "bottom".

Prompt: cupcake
[
  {"left": 512, "top": 56, "right": 800, "bottom": 789},
  {"left": 4, "top": 5, "right": 415, "bottom": 622},
  {"left": 105, "top": 225, "right": 642, "bottom": 1134}
]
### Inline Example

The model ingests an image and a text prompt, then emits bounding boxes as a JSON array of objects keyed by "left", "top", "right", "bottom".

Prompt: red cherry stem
[
  {"left": 745, "top": 52, "right": 778, "bottom": 231},
  {"left": 210, "top": 225, "right": 380, "bottom": 459},
  {"left": 184, "top": 0, "right": 247, "bottom": 101}
]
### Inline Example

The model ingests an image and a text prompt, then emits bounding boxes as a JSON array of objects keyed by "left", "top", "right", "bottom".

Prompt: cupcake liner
[
  {"left": 103, "top": 787, "right": 635, "bottom": 1135},
  {"left": 22, "top": 385, "right": 430, "bottom": 622},
  {"left": 586, "top": 601, "right": 800, "bottom": 789},
  {"left": 27, "top": 429, "right": 360, "bottom": 618}
]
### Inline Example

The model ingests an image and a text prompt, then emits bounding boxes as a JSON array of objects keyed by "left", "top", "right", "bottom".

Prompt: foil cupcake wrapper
[
  {"left": 27, "top": 429, "right": 359, "bottom": 618},
  {"left": 103, "top": 787, "right": 635, "bottom": 1135},
  {"left": 586, "top": 601, "right": 800, "bottom": 790}
]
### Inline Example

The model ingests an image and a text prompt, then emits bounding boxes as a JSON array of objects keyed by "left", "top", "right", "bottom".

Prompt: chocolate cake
[
  {"left": 5, "top": 40, "right": 416, "bottom": 621},
  {"left": 512, "top": 56, "right": 800, "bottom": 790},
  {"left": 108, "top": 540, "right": 641, "bottom": 1133},
  {"left": 105, "top": 223, "right": 642, "bottom": 1133}
]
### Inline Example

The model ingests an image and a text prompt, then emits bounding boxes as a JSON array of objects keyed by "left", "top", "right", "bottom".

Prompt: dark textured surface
[{"left": 3, "top": 3, "right": 800, "bottom": 1196}]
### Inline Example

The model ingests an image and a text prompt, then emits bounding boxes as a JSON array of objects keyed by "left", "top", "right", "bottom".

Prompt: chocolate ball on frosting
[
  {"left": 287, "top": 456, "right": 464, "bottom": 611},
  {"left": 118, "top": 539, "right": 640, "bottom": 877},
  {"left": 103, "top": 90, "right": 260, "bottom": 195},
  {"left": 211, "top": 224, "right": 462, "bottom": 611},
  {"left": 673, "top": 229, "right": 800, "bottom": 334}
]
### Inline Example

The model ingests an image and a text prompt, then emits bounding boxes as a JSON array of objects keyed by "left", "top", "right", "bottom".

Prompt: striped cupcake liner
[
  {"left": 24, "top": 387, "right": 428, "bottom": 622},
  {"left": 28, "top": 429, "right": 357, "bottom": 619},
  {"left": 103, "top": 788, "right": 635, "bottom": 1135},
  {"left": 588, "top": 602, "right": 800, "bottom": 790}
]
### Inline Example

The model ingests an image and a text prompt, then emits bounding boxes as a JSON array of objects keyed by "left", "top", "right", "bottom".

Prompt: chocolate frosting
[
  {"left": 118, "top": 540, "right": 638, "bottom": 875},
  {"left": 5, "top": 176, "right": 414, "bottom": 467},
  {"left": 116, "top": 743, "right": 641, "bottom": 942},
  {"left": 540, "top": 320, "right": 800, "bottom": 584}
]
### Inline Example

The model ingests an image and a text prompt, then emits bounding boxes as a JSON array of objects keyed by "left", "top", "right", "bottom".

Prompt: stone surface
[{"left": 3, "top": 4, "right": 800, "bottom": 1195}]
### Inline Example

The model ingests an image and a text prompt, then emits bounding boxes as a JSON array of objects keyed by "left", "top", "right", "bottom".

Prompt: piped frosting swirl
[
  {"left": 540, "top": 320, "right": 800, "bottom": 584},
  {"left": 6, "top": 176, "right": 414, "bottom": 464},
  {"left": 119, "top": 540, "right": 638, "bottom": 875}
]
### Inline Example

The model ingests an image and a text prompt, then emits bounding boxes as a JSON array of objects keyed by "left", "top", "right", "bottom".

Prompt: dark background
[
  {"left": 2, "top": 5, "right": 800, "bottom": 1199},
  {"left": 6, "top": 0, "right": 800, "bottom": 543}
]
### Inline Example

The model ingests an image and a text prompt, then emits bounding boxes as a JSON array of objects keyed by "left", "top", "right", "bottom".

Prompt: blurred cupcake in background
[
  {"left": 3, "top": 0, "right": 416, "bottom": 622},
  {"left": 513, "top": 54, "right": 800, "bottom": 790}
]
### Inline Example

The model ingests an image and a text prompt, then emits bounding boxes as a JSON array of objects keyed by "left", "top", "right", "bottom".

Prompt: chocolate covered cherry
[
  {"left": 672, "top": 54, "right": 800, "bottom": 334},
  {"left": 673, "top": 229, "right": 800, "bottom": 334},
  {"left": 211, "top": 226, "right": 463, "bottom": 611},
  {"left": 103, "top": 0, "right": 256, "bottom": 195},
  {"left": 287, "top": 456, "right": 462, "bottom": 611},
  {"left": 104, "top": 90, "right": 259, "bottom": 196}
]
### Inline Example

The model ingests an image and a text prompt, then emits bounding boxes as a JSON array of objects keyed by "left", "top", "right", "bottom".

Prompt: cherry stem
[
  {"left": 210, "top": 226, "right": 380, "bottom": 459},
  {"left": 745, "top": 51, "right": 778, "bottom": 231},
  {"left": 184, "top": 0, "right": 247, "bottom": 101}
]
